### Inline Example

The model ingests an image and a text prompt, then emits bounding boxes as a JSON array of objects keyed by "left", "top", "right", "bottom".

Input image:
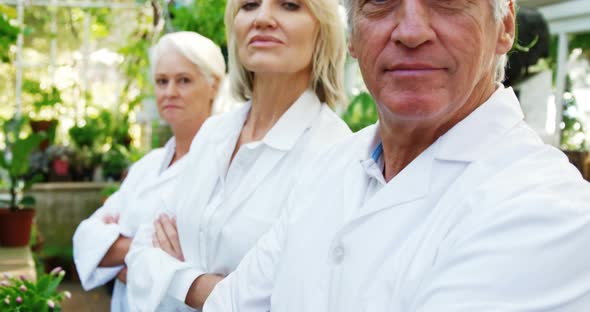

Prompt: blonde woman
[
  {"left": 125, "top": 0, "right": 350, "bottom": 310},
  {"left": 72, "top": 31, "right": 224, "bottom": 312}
]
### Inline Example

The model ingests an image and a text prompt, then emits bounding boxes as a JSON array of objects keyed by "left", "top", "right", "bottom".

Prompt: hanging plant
[{"left": 0, "top": 5, "right": 19, "bottom": 63}]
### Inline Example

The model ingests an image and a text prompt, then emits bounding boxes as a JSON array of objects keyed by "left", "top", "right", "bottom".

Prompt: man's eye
[
  {"left": 365, "top": 0, "right": 390, "bottom": 5},
  {"left": 360, "top": 0, "right": 398, "bottom": 15}
]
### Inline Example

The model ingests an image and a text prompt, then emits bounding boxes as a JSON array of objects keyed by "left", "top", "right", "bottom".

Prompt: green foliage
[
  {"left": 22, "top": 80, "right": 62, "bottom": 115},
  {"left": 68, "top": 118, "right": 104, "bottom": 150},
  {"left": 0, "top": 268, "right": 71, "bottom": 312},
  {"left": 0, "top": 117, "right": 44, "bottom": 211},
  {"left": 102, "top": 144, "right": 131, "bottom": 181},
  {"left": 69, "top": 109, "right": 130, "bottom": 150},
  {"left": 169, "top": 0, "right": 227, "bottom": 49},
  {"left": 341, "top": 92, "right": 379, "bottom": 132},
  {"left": 560, "top": 92, "right": 587, "bottom": 151},
  {"left": 100, "top": 183, "right": 120, "bottom": 198},
  {"left": 0, "top": 5, "right": 19, "bottom": 63}
]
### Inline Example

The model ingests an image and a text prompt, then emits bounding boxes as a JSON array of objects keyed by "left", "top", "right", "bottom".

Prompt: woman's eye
[
  {"left": 241, "top": 1, "right": 259, "bottom": 10},
  {"left": 156, "top": 79, "right": 168, "bottom": 86},
  {"left": 282, "top": 2, "right": 300, "bottom": 10},
  {"left": 179, "top": 77, "right": 191, "bottom": 84}
]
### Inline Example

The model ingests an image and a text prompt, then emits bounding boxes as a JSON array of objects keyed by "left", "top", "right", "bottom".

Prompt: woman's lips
[{"left": 249, "top": 35, "right": 283, "bottom": 47}]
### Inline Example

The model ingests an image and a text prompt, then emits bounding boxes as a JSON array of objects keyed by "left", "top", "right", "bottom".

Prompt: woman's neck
[
  {"left": 241, "top": 70, "right": 312, "bottom": 143},
  {"left": 171, "top": 115, "right": 208, "bottom": 164}
]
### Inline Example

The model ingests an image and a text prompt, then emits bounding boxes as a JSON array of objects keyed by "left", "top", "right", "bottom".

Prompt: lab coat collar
[
  {"left": 354, "top": 86, "right": 522, "bottom": 218},
  {"left": 209, "top": 102, "right": 251, "bottom": 143},
  {"left": 262, "top": 89, "right": 322, "bottom": 151},
  {"left": 138, "top": 137, "right": 188, "bottom": 195},
  {"left": 433, "top": 85, "right": 524, "bottom": 162},
  {"left": 207, "top": 89, "right": 321, "bottom": 152}
]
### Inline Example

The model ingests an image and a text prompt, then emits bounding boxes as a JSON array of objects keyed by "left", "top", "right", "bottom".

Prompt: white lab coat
[
  {"left": 73, "top": 139, "right": 186, "bottom": 312},
  {"left": 205, "top": 86, "right": 590, "bottom": 312},
  {"left": 126, "top": 90, "right": 351, "bottom": 312}
]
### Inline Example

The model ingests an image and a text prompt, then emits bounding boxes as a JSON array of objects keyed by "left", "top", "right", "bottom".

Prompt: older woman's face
[
  {"left": 154, "top": 48, "right": 216, "bottom": 129},
  {"left": 233, "top": 0, "right": 319, "bottom": 75}
]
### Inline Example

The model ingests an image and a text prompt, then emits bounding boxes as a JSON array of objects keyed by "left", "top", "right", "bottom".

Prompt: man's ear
[
  {"left": 349, "top": 39, "right": 358, "bottom": 59},
  {"left": 497, "top": 0, "right": 516, "bottom": 55}
]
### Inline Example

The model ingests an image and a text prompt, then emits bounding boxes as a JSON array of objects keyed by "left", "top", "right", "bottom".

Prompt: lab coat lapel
[
  {"left": 210, "top": 91, "right": 321, "bottom": 234},
  {"left": 136, "top": 139, "right": 179, "bottom": 196},
  {"left": 177, "top": 108, "right": 249, "bottom": 262},
  {"left": 180, "top": 105, "right": 248, "bottom": 219},
  {"left": 355, "top": 146, "right": 434, "bottom": 220},
  {"left": 226, "top": 148, "right": 288, "bottom": 210},
  {"left": 349, "top": 86, "right": 524, "bottom": 222}
]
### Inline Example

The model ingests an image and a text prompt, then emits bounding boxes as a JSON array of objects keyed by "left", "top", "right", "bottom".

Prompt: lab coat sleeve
[
  {"left": 126, "top": 211, "right": 201, "bottom": 312},
  {"left": 203, "top": 209, "right": 288, "bottom": 312},
  {"left": 409, "top": 190, "right": 590, "bottom": 311},
  {"left": 72, "top": 180, "right": 132, "bottom": 291}
]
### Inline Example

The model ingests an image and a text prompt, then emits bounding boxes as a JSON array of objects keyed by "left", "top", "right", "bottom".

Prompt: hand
[
  {"left": 103, "top": 213, "right": 120, "bottom": 224},
  {"left": 153, "top": 214, "right": 185, "bottom": 261},
  {"left": 186, "top": 273, "right": 225, "bottom": 309},
  {"left": 117, "top": 266, "right": 128, "bottom": 284}
]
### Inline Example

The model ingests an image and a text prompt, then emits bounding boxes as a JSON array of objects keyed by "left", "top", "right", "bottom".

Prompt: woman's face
[
  {"left": 154, "top": 48, "right": 216, "bottom": 129},
  {"left": 233, "top": 0, "right": 319, "bottom": 75}
]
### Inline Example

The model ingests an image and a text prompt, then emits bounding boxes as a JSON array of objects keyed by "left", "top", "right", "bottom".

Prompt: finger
[
  {"left": 113, "top": 213, "right": 120, "bottom": 224},
  {"left": 103, "top": 214, "right": 113, "bottom": 223},
  {"left": 160, "top": 215, "right": 182, "bottom": 255},
  {"left": 154, "top": 219, "right": 174, "bottom": 254},
  {"left": 152, "top": 233, "right": 160, "bottom": 248}
]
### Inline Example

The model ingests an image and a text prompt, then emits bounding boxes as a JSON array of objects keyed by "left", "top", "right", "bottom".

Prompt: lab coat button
[{"left": 332, "top": 246, "right": 345, "bottom": 264}]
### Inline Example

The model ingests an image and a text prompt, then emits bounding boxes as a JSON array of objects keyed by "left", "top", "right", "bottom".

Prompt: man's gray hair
[{"left": 342, "top": 0, "right": 512, "bottom": 83}]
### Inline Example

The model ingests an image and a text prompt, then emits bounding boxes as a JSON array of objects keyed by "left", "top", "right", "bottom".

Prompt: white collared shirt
[
  {"left": 73, "top": 138, "right": 186, "bottom": 312},
  {"left": 126, "top": 90, "right": 351, "bottom": 311},
  {"left": 205, "top": 86, "right": 590, "bottom": 312}
]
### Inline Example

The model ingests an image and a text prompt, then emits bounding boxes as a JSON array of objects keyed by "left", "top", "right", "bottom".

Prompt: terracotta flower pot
[
  {"left": 29, "top": 119, "right": 58, "bottom": 151},
  {"left": 0, "top": 208, "right": 36, "bottom": 247}
]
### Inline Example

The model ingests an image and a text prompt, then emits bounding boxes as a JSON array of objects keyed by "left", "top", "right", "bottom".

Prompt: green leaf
[
  {"left": 19, "top": 195, "right": 36, "bottom": 207},
  {"left": 9, "top": 133, "right": 43, "bottom": 177}
]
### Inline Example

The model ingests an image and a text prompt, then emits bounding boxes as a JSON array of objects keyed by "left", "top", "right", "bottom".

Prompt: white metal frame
[
  {"left": 0, "top": 0, "right": 142, "bottom": 117},
  {"left": 537, "top": 0, "right": 590, "bottom": 143}
]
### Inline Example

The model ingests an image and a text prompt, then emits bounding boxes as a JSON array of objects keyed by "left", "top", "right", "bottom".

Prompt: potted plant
[
  {"left": 45, "top": 145, "right": 74, "bottom": 182},
  {"left": 0, "top": 267, "right": 71, "bottom": 311},
  {"left": 23, "top": 79, "right": 62, "bottom": 151},
  {"left": 0, "top": 117, "right": 44, "bottom": 247},
  {"left": 101, "top": 144, "right": 130, "bottom": 182}
]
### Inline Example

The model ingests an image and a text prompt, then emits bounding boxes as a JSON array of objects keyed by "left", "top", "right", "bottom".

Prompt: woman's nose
[{"left": 253, "top": 2, "right": 278, "bottom": 29}]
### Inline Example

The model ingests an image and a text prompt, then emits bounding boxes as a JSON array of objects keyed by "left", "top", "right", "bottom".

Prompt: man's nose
[{"left": 390, "top": 0, "right": 436, "bottom": 49}]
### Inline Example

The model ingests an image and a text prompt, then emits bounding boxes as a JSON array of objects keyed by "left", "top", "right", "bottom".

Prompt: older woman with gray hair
[
  {"left": 73, "top": 31, "right": 225, "bottom": 312},
  {"left": 125, "top": 0, "right": 351, "bottom": 310}
]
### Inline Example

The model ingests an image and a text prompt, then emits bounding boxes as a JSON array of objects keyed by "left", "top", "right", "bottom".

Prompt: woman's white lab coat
[
  {"left": 73, "top": 139, "right": 186, "bottom": 312},
  {"left": 126, "top": 90, "right": 351, "bottom": 311}
]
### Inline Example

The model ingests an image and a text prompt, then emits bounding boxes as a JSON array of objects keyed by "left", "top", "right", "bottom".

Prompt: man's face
[{"left": 349, "top": 0, "right": 514, "bottom": 127}]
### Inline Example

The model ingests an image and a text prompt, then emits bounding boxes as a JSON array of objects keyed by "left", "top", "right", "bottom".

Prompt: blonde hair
[
  {"left": 224, "top": 0, "right": 347, "bottom": 108},
  {"left": 151, "top": 31, "right": 226, "bottom": 84}
]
